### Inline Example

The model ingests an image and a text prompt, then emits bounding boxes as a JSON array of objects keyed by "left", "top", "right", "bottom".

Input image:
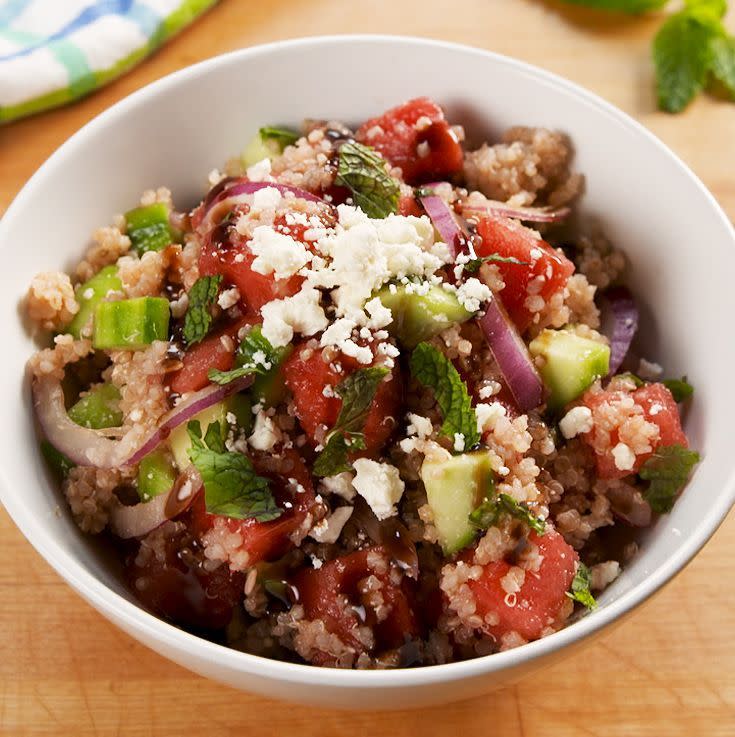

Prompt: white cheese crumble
[
  {"left": 320, "top": 472, "right": 356, "bottom": 501},
  {"left": 638, "top": 358, "right": 663, "bottom": 380},
  {"left": 217, "top": 287, "right": 240, "bottom": 310},
  {"left": 352, "top": 459, "right": 405, "bottom": 520},
  {"left": 249, "top": 226, "right": 312, "bottom": 280},
  {"left": 453, "top": 433, "right": 466, "bottom": 452},
  {"left": 246, "top": 157, "right": 273, "bottom": 181},
  {"left": 456, "top": 277, "right": 492, "bottom": 312},
  {"left": 475, "top": 402, "right": 508, "bottom": 434},
  {"left": 364, "top": 296, "right": 393, "bottom": 329},
  {"left": 559, "top": 406, "right": 594, "bottom": 439},
  {"left": 309, "top": 506, "right": 353, "bottom": 544},
  {"left": 260, "top": 286, "right": 328, "bottom": 347},
  {"left": 251, "top": 186, "right": 282, "bottom": 211},
  {"left": 406, "top": 413, "right": 433, "bottom": 439},
  {"left": 248, "top": 410, "right": 282, "bottom": 451},
  {"left": 612, "top": 442, "right": 636, "bottom": 471}
]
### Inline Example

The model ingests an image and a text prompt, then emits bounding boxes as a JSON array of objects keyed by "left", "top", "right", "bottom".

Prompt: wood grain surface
[{"left": 1, "top": 0, "right": 734, "bottom": 734}]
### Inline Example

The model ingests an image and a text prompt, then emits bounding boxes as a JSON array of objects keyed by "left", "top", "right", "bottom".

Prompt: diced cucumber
[
  {"left": 93, "top": 297, "right": 170, "bottom": 350},
  {"left": 529, "top": 329, "right": 611, "bottom": 412},
  {"left": 125, "top": 202, "right": 173, "bottom": 254},
  {"left": 137, "top": 450, "right": 177, "bottom": 501},
  {"left": 68, "top": 383, "right": 122, "bottom": 429},
  {"left": 242, "top": 126, "right": 299, "bottom": 168},
  {"left": 66, "top": 265, "right": 122, "bottom": 339},
  {"left": 250, "top": 344, "right": 294, "bottom": 407},
  {"left": 40, "top": 440, "right": 75, "bottom": 481},
  {"left": 421, "top": 451, "right": 495, "bottom": 555},
  {"left": 375, "top": 284, "right": 474, "bottom": 348},
  {"left": 169, "top": 402, "right": 229, "bottom": 470}
]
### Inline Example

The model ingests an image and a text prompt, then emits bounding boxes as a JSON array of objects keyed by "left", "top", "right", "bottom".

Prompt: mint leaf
[
  {"left": 313, "top": 367, "right": 389, "bottom": 477},
  {"left": 313, "top": 432, "right": 366, "bottom": 477},
  {"left": 259, "top": 126, "right": 300, "bottom": 148},
  {"left": 336, "top": 142, "right": 400, "bottom": 219},
  {"left": 469, "top": 492, "right": 546, "bottom": 535},
  {"left": 566, "top": 563, "right": 597, "bottom": 610},
  {"left": 639, "top": 444, "right": 700, "bottom": 513},
  {"left": 662, "top": 376, "right": 694, "bottom": 402},
  {"left": 463, "top": 254, "right": 529, "bottom": 274},
  {"left": 183, "top": 275, "right": 222, "bottom": 346},
  {"left": 653, "top": 9, "right": 719, "bottom": 113},
  {"left": 187, "top": 420, "right": 282, "bottom": 521},
  {"left": 208, "top": 324, "right": 280, "bottom": 385},
  {"left": 410, "top": 342, "right": 480, "bottom": 450},
  {"left": 560, "top": 0, "right": 669, "bottom": 13},
  {"left": 710, "top": 34, "right": 735, "bottom": 98},
  {"left": 685, "top": 0, "right": 726, "bottom": 22}
]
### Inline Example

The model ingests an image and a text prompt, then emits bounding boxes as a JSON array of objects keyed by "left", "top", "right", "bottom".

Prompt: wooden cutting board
[{"left": 2, "top": 1, "right": 734, "bottom": 733}]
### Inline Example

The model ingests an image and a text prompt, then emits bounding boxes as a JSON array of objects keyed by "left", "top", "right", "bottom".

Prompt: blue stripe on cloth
[
  {"left": 0, "top": 0, "right": 32, "bottom": 26},
  {"left": 128, "top": 1, "right": 160, "bottom": 37},
  {"left": 0, "top": 0, "right": 162, "bottom": 62}
]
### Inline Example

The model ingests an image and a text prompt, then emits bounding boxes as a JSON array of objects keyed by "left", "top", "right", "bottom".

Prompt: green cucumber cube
[
  {"left": 529, "top": 329, "right": 611, "bottom": 412},
  {"left": 421, "top": 451, "right": 495, "bottom": 555},
  {"left": 67, "top": 265, "right": 122, "bottom": 338},
  {"left": 93, "top": 297, "right": 170, "bottom": 350},
  {"left": 375, "top": 283, "right": 474, "bottom": 348},
  {"left": 68, "top": 383, "right": 122, "bottom": 429},
  {"left": 125, "top": 202, "right": 173, "bottom": 254},
  {"left": 137, "top": 450, "right": 177, "bottom": 501}
]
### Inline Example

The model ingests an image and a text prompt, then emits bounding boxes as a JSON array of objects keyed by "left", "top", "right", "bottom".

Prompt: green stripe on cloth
[{"left": 0, "top": 0, "right": 219, "bottom": 124}]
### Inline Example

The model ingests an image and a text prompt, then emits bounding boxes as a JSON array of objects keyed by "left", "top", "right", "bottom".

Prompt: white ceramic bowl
[{"left": 1, "top": 35, "right": 733, "bottom": 710}]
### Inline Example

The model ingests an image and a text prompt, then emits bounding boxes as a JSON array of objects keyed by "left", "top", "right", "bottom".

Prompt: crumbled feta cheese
[
  {"left": 638, "top": 358, "right": 663, "bottom": 380},
  {"left": 612, "top": 442, "right": 636, "bottom": 471},
  {"left": 453, "top": 433, "right": 465, "bottom": 452},
  {"left": 649, "top": 402, "right": 664, "bottom": 416},
  {"left": 306, "top": 206, "right": 447, "bottom": 318},
  {"left": 352, "top": 459, "right": 405, "bottom": 520},
  {"left": 246, "top": 157, "right": 272, "bottom": 181},
  {"left": 456, "top": 277, "right": 492, "bottom": 312},
  {"left": 248, "top": 410, "right": 282, "bottom": 451},
  {"left": 590, "top": 561, "right": 620, "bottom": 591},
  {"left": 208, "top": 168, "right": 225, "bottom": 186},
  {"left": 339, "top": 338, "right": 373, "bottom": 365},
  {"left": 559, "top": 406, "right": 594, "bottom": 439},
  {"left": 406, "top": 413, "right": 433, "bottom": 439},
  {"left": 251, "top": 186, "right": 282, "bottom": 211},
  {"left": 475, "top": 402, "right": 508, "bottom": 433},
  {"left": 217, "top": 287, "right": 240, "bottom": 310},
  {"left": 261, "top": 286, "right": 328, "bottom": 347},
  {"left": 320, "top": 472, "right": 356, "bottom": 501},
  {"left": 364, "top": 296, "right": 393, "bottom": 329},
  {"left": 309, "top": 506, "right": 353, "bottom": 544},
  {"left": 416, "top": 141, "right": 430, "bottom": 158},
  {"left": 249, "top": 226, "right": 312, "bottom": 280},
  {"left": 320, "top": 317, "right": 355, "bottom": 348}
]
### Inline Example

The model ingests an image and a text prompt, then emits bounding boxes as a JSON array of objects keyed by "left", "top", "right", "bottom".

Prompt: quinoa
[
  {"left": 23, "top": 98, "right": 697, "bottom": 671},
  {"left": 26, "top": 271, "right": 79, "bottom": 331}
]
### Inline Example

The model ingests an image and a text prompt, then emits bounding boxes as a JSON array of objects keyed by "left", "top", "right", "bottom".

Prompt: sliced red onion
[
  {"left": 462, "top": 200, "right": 570, "bottom": 224},
  {"left": 478, "top": 297, "right": 544, "bottom": 412},
  {"left": 599, "top": 287, "right": 639, "bottom": 376},
  {"left": 200, "top": 178, "right": 322, "bottom": 229},
  {"left": 419, "top": 192, "right": 463, "bottom": 258},
  {"left": 109, "top": 466, "right": 201, "bottom": 539},
  {"left": 33, "top": 374, "right": 253, "bottom": 469}
]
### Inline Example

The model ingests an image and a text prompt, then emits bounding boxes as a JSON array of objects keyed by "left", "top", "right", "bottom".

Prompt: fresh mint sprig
[
  {"left": 410, "top": 342, "right": 480, "bottom": 451},
  {"left": 561, "top": 0, "right": 735, "bottom": 112}
]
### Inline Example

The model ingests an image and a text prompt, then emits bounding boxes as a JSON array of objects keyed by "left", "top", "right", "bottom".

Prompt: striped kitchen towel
[{"left": 0, "top": 0, "right": 218, "bottom": 124}]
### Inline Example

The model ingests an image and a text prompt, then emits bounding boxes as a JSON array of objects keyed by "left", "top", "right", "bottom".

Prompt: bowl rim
[{"left": 2, "top": 33, "right": 734, "bottom": 690}]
